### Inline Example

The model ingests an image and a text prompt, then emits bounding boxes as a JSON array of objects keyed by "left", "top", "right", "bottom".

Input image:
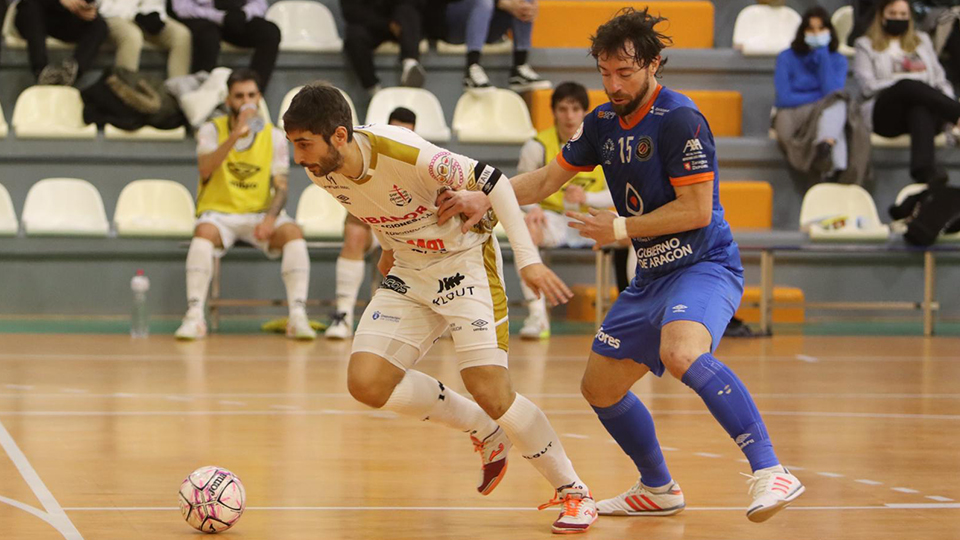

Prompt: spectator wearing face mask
[
  {"left": 855, "top": 0, "right": 960, "bottom": 185},
  {"left": 774, "top": 6, "right": 870, "bottom": 184}
]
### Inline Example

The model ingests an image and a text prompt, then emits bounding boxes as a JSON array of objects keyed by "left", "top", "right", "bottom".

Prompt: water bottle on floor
[{"left": 131, "top": 270, "right": 150, "bottom": 338}]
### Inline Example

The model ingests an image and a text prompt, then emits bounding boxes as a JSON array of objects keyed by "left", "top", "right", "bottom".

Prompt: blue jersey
[{"left": 559, "top": 85, "right": 742, "bottom": 282}]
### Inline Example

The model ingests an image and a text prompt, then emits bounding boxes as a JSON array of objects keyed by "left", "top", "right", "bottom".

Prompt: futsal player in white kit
[{"left": 283, "top": 83, "right": 598, "bottom": 534}]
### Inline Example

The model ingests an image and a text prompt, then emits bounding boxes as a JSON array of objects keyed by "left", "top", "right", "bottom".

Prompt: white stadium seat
[
  {"left": 266, "top": 0, "right": 343, "bottom": 52},
  {"left": 733, "top": 5, "right": 802, "bottom": 56},
  {"left": 22, "top": 178, "right": 109, "bottom": 236},
  {"left": 799, "top": 183, "right": 890, "bottom": 241},
  {"left": 12, "top": 86, "right": 97, "bottom": 139},
  {"left": 114, "top": 180, "right": 196, "bottom": 238},
  {"left": 277, "top": 86, "right": 358, "bottom": 129},
  {"left": 452, "top": 89, "right": 536, "bottom": 144},
  {"left": 365, "top": 87, "right": 451, "bottom": 142},
  {"left": 437, "top": 38, "right": 513, "bottom": 55},
  {"left": 0, "top": 98, "right": 8, "bottom": 138},
  {"left": 105, "top": 125, "right": 187, "bottom": 140},
  {"left": 832, "top": 6, "right": 856, "bottom": 57},
  {"left": 0, "top": 182, "right": 18, "bottom": 236},
  {"left": 296, "top": 184, "right": 347, "bottom": 239}
]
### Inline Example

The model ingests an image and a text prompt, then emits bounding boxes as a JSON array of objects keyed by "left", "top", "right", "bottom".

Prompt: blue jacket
[{"left": 774, "top": 46, "right": 848, "bottom": 109}]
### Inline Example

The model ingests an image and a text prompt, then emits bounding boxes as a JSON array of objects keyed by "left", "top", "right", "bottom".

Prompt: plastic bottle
[
  {"left": 130, "top": 270, "right": 150, "bottom": 338},
  {"left": 240, "top": 103, "right": 264, "bottom": 134}
]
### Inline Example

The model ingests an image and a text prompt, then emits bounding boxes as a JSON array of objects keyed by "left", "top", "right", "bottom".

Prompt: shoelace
[
  {"left": 468, "top": 64, "right": 490, "bottom": 85},
  {"left": 330, "top": 312, "right": 347, "bottom": 325},
  {"left": 741, "top": 471, "right": 773, "bottom": 498},
  {"left": 537, "top": 493, "right": 584, "bottom": 517}
]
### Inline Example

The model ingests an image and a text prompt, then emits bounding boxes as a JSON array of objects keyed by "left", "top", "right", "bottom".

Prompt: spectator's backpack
[
  {"left": 891, "top": 186, "right": 960, "bottom": 246},
  {"left": 81, "top": 67, "right": 184, "bottom": 131}
]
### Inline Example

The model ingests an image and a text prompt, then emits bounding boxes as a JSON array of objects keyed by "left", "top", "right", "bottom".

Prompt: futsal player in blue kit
[{"left": 436, "top": 7, "right": 805, "bottom": 523}]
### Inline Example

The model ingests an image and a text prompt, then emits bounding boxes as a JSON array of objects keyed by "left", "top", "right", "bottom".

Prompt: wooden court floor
[{"left": 0, "top": 333, "right": 958, "bottom": 540}]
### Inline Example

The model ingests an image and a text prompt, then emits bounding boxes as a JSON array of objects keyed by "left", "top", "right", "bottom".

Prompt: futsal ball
[{"left": 178, "top": 466, "right": 246, "bottom": 533}]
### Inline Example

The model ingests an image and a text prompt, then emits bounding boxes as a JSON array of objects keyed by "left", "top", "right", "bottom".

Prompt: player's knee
[
  {"left": 580, "top": 375, "right": 619, "bottom": 407},
  {"left": 471, "top": 386, "right": 512, "bottom": 419},
  {"left": 660, "top": 345, "right": 699, "bottom": 380},
  {"left": 346, "top": 357, "right": 398, "bottom": 408},
  {"left": 461, "top": 365, "right": 513, "bottom": 419}
]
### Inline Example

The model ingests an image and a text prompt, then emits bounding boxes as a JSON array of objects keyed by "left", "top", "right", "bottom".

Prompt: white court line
[
  {"left": 816, "top": 472, "right": 845, "bottom": 478},
  {"left": 795, "top": 355, "right": 819, "bottom": 363},
  {"left": 856, "top": 479, "right": 883, "bottom": 485},
  {"left": 218, "top": 401, "right": 246, "bottom": 406},
  {"left": 926, "top": 496, "right": 954, "bottom": 502},
  {"left": 3, "top": 408, "right": 960, "bottom": 421},
  {"left": 5, "top": 384, "right": 34, "bottom": 390},
  {"left": 784, "top": 465, "right": 806, "bottom": 471},
  {"left": 891, "top": 487, "right": 920, "bottom": 494},
  {"left": 694, "top": 452, "right": 723, "bottom": 458},
  {"left": 561, "top": 433, "right": 589, "bottom": 439},
  {"left": 0, "top": 419, "right": 84, "bottom": 539},
  {"left": 59, "top": 504, "right": 960, "bottom": 512},
  {"left": 269, "top": 405, "right": 301, "bottom": 411}
]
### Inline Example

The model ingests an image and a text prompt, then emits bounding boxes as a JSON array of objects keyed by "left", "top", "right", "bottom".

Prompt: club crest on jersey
[
  {"left": 602, "top": 138, "right": 616, "bottom": 165},
  {"left": 625, "top": 184, "right": 644, "bottom": 216},
  {"left": 389, "top": 184, "right": 412, "bottom": 207},
  {"left": 428, "top": 152, "right": 465, "bottom": 189},
  {"left": 569, "top": 122, "right": 584, "bottom": 142},
  {"left": 635, "top": 136, "right": 653, "bottom": 162},
  {"left": 226, "top": 162, "right": 262, "bottom": 181}
]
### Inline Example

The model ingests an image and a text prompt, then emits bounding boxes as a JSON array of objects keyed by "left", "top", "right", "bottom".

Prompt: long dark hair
[
  {"left": 791, "top": 6, "right": 839, "bottom": 55},
  {"left": 589, "top": 7, "right": 672, "bottom": 77}
]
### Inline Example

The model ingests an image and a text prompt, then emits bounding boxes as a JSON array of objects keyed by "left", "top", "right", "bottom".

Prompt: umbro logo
[
  {"left": 735, "top": 433, "right": 755, "bottom": 449},
  {"left": 471, "top": 319, "right": 488, "bottom": 328},
  {"left": 671, "top": 304, "right": 687, "bottom": 313}
]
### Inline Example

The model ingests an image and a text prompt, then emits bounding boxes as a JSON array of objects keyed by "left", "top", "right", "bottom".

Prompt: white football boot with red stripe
[
  {"left": 744, "top": 466, "right": 805, "bottom": 523},
  {"left": 539, "top": 484, "right": 598, "bottom": 534},
  {"left": 596, "top": 479, "right": 685, "bottom": 516}
]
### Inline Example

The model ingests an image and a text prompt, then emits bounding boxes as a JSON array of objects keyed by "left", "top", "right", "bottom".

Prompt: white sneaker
[
  {"left": 470, "top": 426, "right": 511, "bottom": 495},
  {"left": 400, "top": 58, "right": 426, "bottom": 88},
  {"left": 744, "top": 466, "right": 805, "bottom": 523},
  {"left": 286, "top": 312, "right": 317, "bottom": 340},
  {"left": 520, "top": 312, "right": 550, "bottom": 340},
  {"left": 539, "top": 484, "right": 598, "bottom": 534},
  {"left": 174, "top": 313, "right": 207, "bottom": 341},
  {"left": 324, "top": 312, "right": 353, "bottom": 340},
  {"left": 508, "top": 64, "right": 552, "bottom": 93},
  {"left": 597, "top": 479, "right": 685, "bottom": 516},
  {"left": 464, "top": 63, "right": 494, "bottom": 92}
]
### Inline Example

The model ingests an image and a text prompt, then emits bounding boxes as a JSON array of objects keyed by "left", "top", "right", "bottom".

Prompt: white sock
[
  {"left": 281, "top": 239, "right": 310, "bottom": 318},
  {"left": 335, "top": 257, "right": 365, "bottom": 319},
  {"left": 496, "top": 393, "right": 584, "bottom": 490},
  {"left": 185, "top": 237, "right": 214, "bottom": 318},
  {"left": 519, "top": 270, "right": 547, "bottom": 319},
  {"left": 382, "top": 370, "right": 499, "bottom": 438}
]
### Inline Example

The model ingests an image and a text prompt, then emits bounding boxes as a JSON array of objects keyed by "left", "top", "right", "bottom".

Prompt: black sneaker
[
  {"left": 324, "top": 311, "right": 352, "bottom": 339},
  {"left": 508, "top": 63, "right": 552, "bottom": 93},
  {"left": 464, "top": 63, "right": 494, "bottom": 92}
]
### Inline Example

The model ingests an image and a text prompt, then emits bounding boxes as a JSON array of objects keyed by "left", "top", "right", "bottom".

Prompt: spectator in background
[
  {"left": 341, "top": 0, "right": 426, "bottom": 97},
  {"left": 855, "top": 0, "right": 960, "bottom": 185},
  {"left": 424, "top": 0, "right": 551, "bottom": 92},
  {"left": 324, "top": 106, "right": 417, "bottom": 339},
  {"left": 175, "top": 69, "right": 315, "bottom": 341},
  {"left": 171, "top": 0, "right": 280, "bottom": 89},
  {"left": 14, "top": 0, "right": 109, "bottom": 85},
  {"left": 774, "top": 6, "right": 864, "bottom": 183},
  {"left": 99, "top": 0, "right": 191, "bottom": 78},
  {"left": 514, "top": 82, "right": 609, "bottom": 339}
]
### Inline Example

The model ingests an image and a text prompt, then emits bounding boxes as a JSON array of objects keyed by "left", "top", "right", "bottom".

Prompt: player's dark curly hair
[
  {"left": 589, "top": 7, "right": 672, "bottom": 77},
  {"left": 282, "top": 83, "right": 354, "bottom": 143}
]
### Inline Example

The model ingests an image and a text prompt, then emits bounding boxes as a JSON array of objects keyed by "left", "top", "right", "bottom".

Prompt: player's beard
[
  {"left": 304, "top": 144, "right": 344, "bottom": 177},
  {"left": 607, "top": 77, "right": 649, "bottom": 119}
]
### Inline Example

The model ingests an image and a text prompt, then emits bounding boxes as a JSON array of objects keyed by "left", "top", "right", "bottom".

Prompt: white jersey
[{"left": 306, "top": 124, "right": 500, "bottom": 270}]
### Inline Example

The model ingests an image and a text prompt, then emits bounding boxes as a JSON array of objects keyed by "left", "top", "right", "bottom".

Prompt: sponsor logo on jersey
[
  {"left": 636, "top": 136, "right": 653, "bottom": 162},
  {"left": 335, "top": 194, "right": 350, "bottom": 204},
  {"left": 625, "top": 184, "right": 644, "bottom": 216},
  {"left": 672, "top": 304, "right": 688, "bottom": 314},
  {"left": 594, "top": 326, "right": 621, "bottom": 349},
  {"left": 683, "top": 138, "right": 703, "bottom": 153},
  {"left": 471, "top": 319, "right": 489, "bottom": 331},
  {"left": 428, "top": 152, "right": 465, "bottom": 189},
  {"left": 226, "top": 162, "right": 262, "bottom": 181},
  {"left": 379, "top": 275, "right": 409, "bottom": 295},
  {"left": 359, "top": 205, "right": 430, "bottom": 226},
  {"left": 597, "top": 110, "right": 617, "bottom": 120},
  {"left": 522, "top": 440, "right": 552, "bottom": 459},
  {"left": 371, "top": 311, "right": 401, "bottom": 323},
  {"left": 437, "top": 273, "right": 465, "bottom": 293},
  {"left": 569, "top": 122, "right": 585, "bottom": 141},
  {"left": 635, "top": 237, "right": 694, "bottom": 269},
  {"left": 388, "top": 184, "right": 412, "bottom": 207},
  {"left": 406, "top": 238, "right": 447, "bottom": 253},
  {"left": 433, "top": 285, "right": 476, "bottom": 306}
]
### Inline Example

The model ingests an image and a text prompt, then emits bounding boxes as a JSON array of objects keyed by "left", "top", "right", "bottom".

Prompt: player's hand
[
  {"left": 377, "top": 250, "right": 395, "bottom": 277},
  {"left": 436, "top": 189, "right": 491, "bottom": 233},
  {"left": 564, "top": 185, "right": 586, "bottom": 205},
  {"left": 254, "top": 217, "right": 275, "bottom": 241},
  {"left": 519, "top": 263, "right": 573, "bottom": 307},
  {"left": 388, "top": 20, "right": 402, "bottom": 38},
  {"left": 566, "top": 208, "right": 619, "bottom": 250},
  {"left": 233, "top": 104, "right": 258, "bottom": 138},
  {"left": 524, "top": 205, "right": 546, "bottom": 228}
]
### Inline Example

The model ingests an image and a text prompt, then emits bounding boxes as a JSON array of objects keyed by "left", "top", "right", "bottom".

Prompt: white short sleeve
[
  {"left": 271, "top": 127, "right": 290, "bottom": 177},
  {"left": 196, "top": 121, "right": 218, "bottom": 155}
]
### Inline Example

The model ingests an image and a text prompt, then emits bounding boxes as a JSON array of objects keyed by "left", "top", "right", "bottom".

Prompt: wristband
[{"left": 613, "top": 217, "right": 628, "bottom": 241}]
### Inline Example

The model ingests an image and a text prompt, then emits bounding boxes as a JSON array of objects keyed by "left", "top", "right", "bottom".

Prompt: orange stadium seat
[
  {"left": 525, "top": 88, "right": 742, "bottom": 137},
  {"left": 719, "top": 181, "right": 773, "bottom": 230},
  {"left": 531, "top": 1, "right": 715, "bottom": 49}
]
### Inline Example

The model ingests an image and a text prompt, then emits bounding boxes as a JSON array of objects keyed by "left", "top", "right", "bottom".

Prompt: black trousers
[
  {"left": 14, "top": 0, "right": 108, "bottom": 78},
  {"left": 179, "top": 17, "right": 280, "bottom": 89},
  {"left": 873, "top": 79, "right": 960, "bottom": 182},
  {"left": 343, "top": 3, "right": 422, "bottom": 89}
]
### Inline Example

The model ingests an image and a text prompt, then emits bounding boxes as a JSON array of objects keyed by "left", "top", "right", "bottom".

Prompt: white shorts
[
  {"left": 352, "top": 237, "right": 510, "bottom": 371},
  {"left": 197, "top": 211, "right": 296, "bottom": 259},
  {"left": 539, "top": 209, "right": 594, "bottom": 249}
]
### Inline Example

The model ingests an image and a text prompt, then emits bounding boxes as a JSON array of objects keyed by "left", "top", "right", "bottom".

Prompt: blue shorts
[{"left": 592, "top": 261, "right": 744, "bottom": 377}]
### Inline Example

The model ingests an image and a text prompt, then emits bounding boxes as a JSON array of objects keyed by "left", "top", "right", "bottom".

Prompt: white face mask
[{"left": 804, "top": 31, "right": 831, "bottom": 49}]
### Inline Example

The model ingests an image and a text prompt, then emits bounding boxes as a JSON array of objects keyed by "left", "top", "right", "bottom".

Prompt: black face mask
[{"left": 883, "top": 19, "right": 910, "bottom": 36}]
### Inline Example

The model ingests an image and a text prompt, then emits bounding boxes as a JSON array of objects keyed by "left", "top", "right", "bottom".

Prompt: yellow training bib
[
  {"left": 196, "top": 116, "right": 274, "bottom": 215},
  {"left": 536, "top": 125, "right": 607, "bottom": 214}
]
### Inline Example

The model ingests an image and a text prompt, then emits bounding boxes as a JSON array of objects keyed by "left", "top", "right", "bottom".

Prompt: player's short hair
[
  {"left": 226, "top": 68, "right": 261, "bottom": 93},
  {"left": 551, "top": 82, "right": 589, "bottom": 111},
  {"left": 281, "top": 83, "right": 354, "bottom": 143},
  {"left": 388, "top": 106, "right": 417, "bottom": 128},
  {"left": 589, "top": 7, "right": 672, "bottom": 76}
]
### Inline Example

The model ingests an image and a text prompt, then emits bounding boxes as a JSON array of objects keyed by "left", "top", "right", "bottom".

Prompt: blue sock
[
  {"left": 592, "top": 392, "right": 673, "bottom": 487},
  {"left": 681, "top": 353, "right": 779, "bottom": 471}
]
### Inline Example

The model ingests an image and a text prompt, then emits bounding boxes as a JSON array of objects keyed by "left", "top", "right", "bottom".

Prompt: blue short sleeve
[
  {"left": 659, "top": 107, "right": 717, "bottom": 187},
  {"left": 558, "top": 107, "right": 601, "bottom": 172}
]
